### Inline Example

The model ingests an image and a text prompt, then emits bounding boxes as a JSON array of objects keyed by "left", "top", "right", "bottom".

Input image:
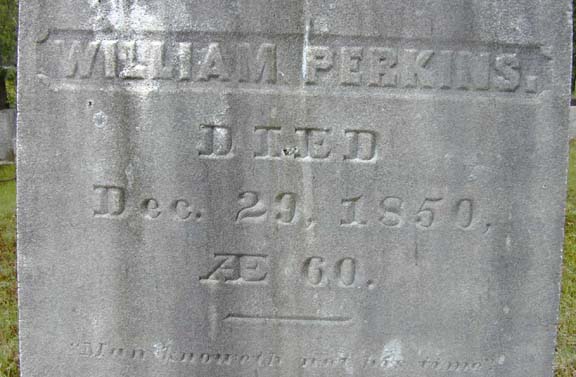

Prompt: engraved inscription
[
  {"left": 274, "top": 193, "right": 298, "bottom": 224},
  {"left": 254, "top": 127, "right": 379, "bottom": 163},
  {"left": 40, "top": 32, "right": 548, "bottom": 95},
  {"left": 92, "top": 185, "right": 484, "bottom": 233},
  {"left": 93, "top": 185, "right": 125, "bottom": 217},
  {"left": 295, "top": 128, "right": 332, "bottom": 160},
  {"left": 305, "top": 46, "right": 334, "bottom": 84},
  {"left": 92, "top": 122, "right": 380, "bottom": 163},
  {"left": 305, "top": 46, "right": 533, "bottom": 92},
  {"left": 196, "top": 254, "right": 367, "bottom": 291},
  {"left": 200, "top": 254, "right": 269, "bottom": 284},
  {"left": 339, "top": 47, "right": 363, "bottom": 86},
  {"left": 419, "top": 358, "right": 483, "bottom": 372},
  {"left": 196, "top": 43, "right": 229, "bottom": 82},
  {"left": 344, "top": 130, "right": 377, "bottom": 161},
  {"left": 236, "top": 192, "right": 268, "bottom": 223},
  {"left": 341, "top": 197, "right": 367, "bottom": 227},
  {"left": 303, "top": 257, "right": 358, "bottom": 288},
  {"left": 141, "top": 198, "right": 162, "bottom": 219},
  {"left": 414, "top": 198, "right": 444, "bottom": 228},
  {"left": 254, "top": 127, "right": 282, "bottom": 159},
  {"left": 140, "top": 198, "right": 204, "bottom": 221},
  {"left": 198, "top": 125, "right": 233, "bottom": 158},
  {"left": 455, "top": 199, "right": 474, "bottom": 229},
  {"left": 70, "top": 341, "right": 501, "bottom": 373},
  {"left": 236, "top": 191, "right": 300, "bottom": 225},
  {"left": 172, "top": 200, "right": 195, "bottom": 221},
  {"left": 72, "top": 342, "right": 146, "bottom": 361},
  {"left": 301, "top": 356, "right": 351, "bottom": 369},
  {"left": 338, "top": 196, "right": 479, "bottom": 230},
  {"left": 224, "top": 314, "right": 352, "bottom": 324},
  {"left": 237, "top": 43, "right": 278, "bottom": 84},
  {"left": 50, "top": 38, "right": 277, "bottom": 83},
  {"left": 71, "top": 342, "right": 282, "bottom": 368},
  {"left": 379, "top": 196, "right": 404, "bottom": 228},
  {"left": 56, "top": 40, "right": 101, "bottom": 78}
]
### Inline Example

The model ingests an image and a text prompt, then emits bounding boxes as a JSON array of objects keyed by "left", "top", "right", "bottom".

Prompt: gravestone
[
  {"left": 0, "top": 109, "right": 15, "bottom": 161},
  {"left": 18, "top": 1, "right": 572, "bottom": 377}
]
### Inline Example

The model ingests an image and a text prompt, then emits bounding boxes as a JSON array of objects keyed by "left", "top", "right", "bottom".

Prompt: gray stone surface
[
  {"left": 0, "top": 109, "right": 15, "bottom": 161},
  {"left": 17, "top": 1, "right": 572, "bottom": 377},
  {"left": 569, "top": 107, "right": 576, "bottom": 139}
]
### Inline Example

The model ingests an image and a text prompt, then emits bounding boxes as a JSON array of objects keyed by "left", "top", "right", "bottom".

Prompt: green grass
[
  {"left": 556, "top": 140, "right": 576, "bottom": 377},
  {"left": 0, "top": 164, "right": 17, "bottom": 377},
  {"left": 2, "top": 147, "right": 576, "bottom": 376},
  {"left": 6, "top": 76, "right": 15, "bottom": 109}
]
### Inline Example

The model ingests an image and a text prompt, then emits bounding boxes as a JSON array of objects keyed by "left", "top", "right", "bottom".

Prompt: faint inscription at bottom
[
  {"left": 70, "top": 341, "right": 281, "bottom": 368},
  {"left": 70, "top": 341, "right": 504, "bottom": 373}
]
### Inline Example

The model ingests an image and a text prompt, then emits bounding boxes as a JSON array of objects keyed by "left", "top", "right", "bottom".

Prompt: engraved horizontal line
[
  {"left": 224, "top": 314, "right": 352, "bottom": 324},
  {"left": 44, "top": 29, "right": 545, "bottom": 51},
  {"left": 36, "top": 78, "right": 544, "bottom": 101}
]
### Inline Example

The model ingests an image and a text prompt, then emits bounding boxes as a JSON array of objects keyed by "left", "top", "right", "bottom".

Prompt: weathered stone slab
[
  {"left": 18, "top": 1, "right": 572, "bottom": 377},
  {"left": 0, "top": 109, "right": 15, "bottom": 161}
]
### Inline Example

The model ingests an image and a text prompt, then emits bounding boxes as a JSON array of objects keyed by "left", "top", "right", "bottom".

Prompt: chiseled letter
[
  {"left": 295, "top": 128, "right": 331, "bottom": 159},
  {"left": 240, "top": 255, "right": 268, "bottom": 282},
  {"left": 493, "top": 53, "right": 520, "bottom": 92},
  {"left": 119, "top": 41, "right": 147, "bottom": 79},
  {"left": 400, "top": 49, "right": 435, "bottom": 88},
  {"left": 201, "top": 255, "right": 240, "bottom": 282},
  {"left": 93, "top": 185, "right": 126, "bottom": 217},
  {"left": 100, "top": 40, "right": 118, "bottom": 78},
  {"left": 237, "top": 43, "right": 278, "bottom": 83},
  {"left": 437, "top": 50, "right": 453, "bottom": 89},
  {"left": 305, "top": 46, "right": 333, "bottom": 84},
  {"left": 57, "top": 40, "right": 101, "bottom": 78},
  {"left": 455, "top": 51, "right": 491, "bottom": 90},
  {"left": 197, "top": 43, "right": 229, "bottom": 81},
  {"left": 177, "top": 42, "right": 193, "bottom": 81},
  {"left": 344, "top": 130, "right": 377, "bottom": 161},
  {"left": 254, "top": 126, "right": 282, "bottom": 159},
  {"left": 254, "top": 43, "right": 277, "bottom": 83},
  {"left": 339, "top": 47, "right": 363, "bottom": 86},
  {"left": 368, "top": 47, "right": 398, "bottom": 87},
  {"left": 198, "top": 125, "right": 233, "bottom": 157},
  {"left": 149, "top": 41, "right": 173, "bottom": 79}
]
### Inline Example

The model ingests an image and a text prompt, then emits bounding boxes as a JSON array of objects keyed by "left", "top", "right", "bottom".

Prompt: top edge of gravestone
[
  {"left": 16, "top": 0, "right": 573, "bottom": 42},
  {"left": 16, "top": 0, "right": 573, "bottom": 101}
]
